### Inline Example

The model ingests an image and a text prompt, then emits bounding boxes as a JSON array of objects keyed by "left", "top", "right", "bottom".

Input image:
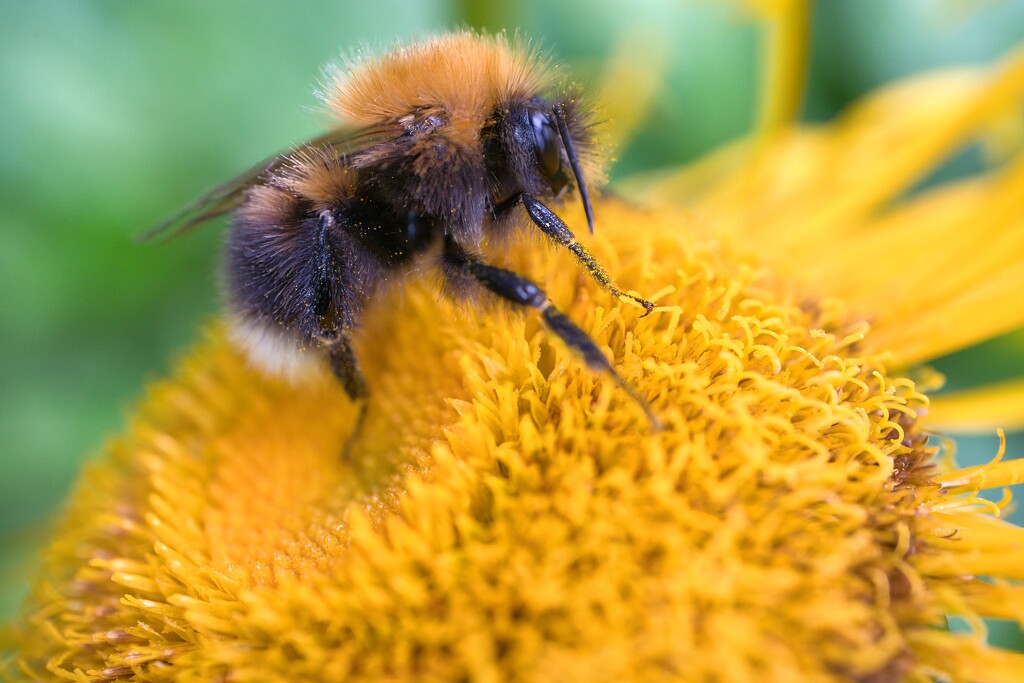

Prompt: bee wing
[{"left": 138, "top": 126, "right": 392, "bottom": 242}]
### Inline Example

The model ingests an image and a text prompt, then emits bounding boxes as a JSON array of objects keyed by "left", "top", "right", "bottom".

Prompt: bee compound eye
[{"left": 527, "top": 105, "right": 562, "bottom": 180}]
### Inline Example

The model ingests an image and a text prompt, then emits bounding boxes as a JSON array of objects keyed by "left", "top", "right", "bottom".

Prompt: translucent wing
[{"left": 138, "top": 125, "right": 394, "bottom": 242}]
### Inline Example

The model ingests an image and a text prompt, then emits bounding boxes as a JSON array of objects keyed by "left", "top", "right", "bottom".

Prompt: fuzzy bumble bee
[{"left": 146, "top": 31, "right": 659, "bottom": 436}]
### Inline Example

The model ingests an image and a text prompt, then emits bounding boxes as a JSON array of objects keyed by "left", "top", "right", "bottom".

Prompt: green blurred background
[{"left": 1, "top": 0, "right": 1022, "bottom": 641}]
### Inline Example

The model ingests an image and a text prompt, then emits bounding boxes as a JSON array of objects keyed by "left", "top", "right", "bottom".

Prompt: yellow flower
[{"left": 5, "top": 13, "right": 1024, "bottom": 683}]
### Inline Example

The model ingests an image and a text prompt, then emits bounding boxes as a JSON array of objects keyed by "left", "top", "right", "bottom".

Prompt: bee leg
[
  {"left": 328, "top": 336, "right": 369, "bottom": 458},
  {"left": 310, "top": 212, "right": 340, "bottom": 342},
  {"left": 518, "top": 193, "right": 655, "bottom": 317},
  {"left": 443, "top": 238, "right": 660, "bottom": 429}
]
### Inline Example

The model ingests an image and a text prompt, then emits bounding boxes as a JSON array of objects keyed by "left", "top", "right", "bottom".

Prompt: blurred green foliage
[{"left": 1, "top": 0, "right": 1022, "bottom": 624}]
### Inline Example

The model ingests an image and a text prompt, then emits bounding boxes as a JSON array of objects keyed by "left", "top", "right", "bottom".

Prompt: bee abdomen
[{"left": 226, "top": 185, "right": 358, "bottom": 345}]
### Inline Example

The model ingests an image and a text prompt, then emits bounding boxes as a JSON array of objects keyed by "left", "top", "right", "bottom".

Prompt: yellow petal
[
  {"left": 928, "top": 378, "right": 1024, "bottom": 432},
  {"left": 752, "top": 0, "right": 810, "bottom": 136},
  {"left": 597, "top": 27, "right": 672, "bottom": 152},
  {"left": 628, "top": 48, "right": 1024, "bottom": 366},
  {"left": 909, "top": 631, "right": 1024, "bottom": 683}
]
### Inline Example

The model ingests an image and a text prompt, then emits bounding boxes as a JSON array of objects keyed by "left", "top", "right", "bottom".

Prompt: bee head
[
  {"left": 488, "top": 97, "right": 596, "bottom": 233},
  {"left": 528, "top": 101, "right": 595, "bottom": 233},
  {"left": 526, "top": 105, "right": 573, "bottom": 195}
]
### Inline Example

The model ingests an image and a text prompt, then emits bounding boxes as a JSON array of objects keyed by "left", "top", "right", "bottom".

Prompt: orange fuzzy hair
[{"left": 321, "top": 31, "right": 555, "bottom": 129}]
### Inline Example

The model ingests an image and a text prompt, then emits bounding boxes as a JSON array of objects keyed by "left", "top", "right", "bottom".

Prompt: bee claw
[{"left": 624, "top": 293, "right": 655, "bottom": 318}]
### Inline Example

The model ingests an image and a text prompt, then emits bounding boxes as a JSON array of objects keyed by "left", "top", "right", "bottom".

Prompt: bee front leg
[
  {"left": 328, "top": 336, "right": 369, "bottom": 458},
  {"left": 511, "top": 194, "right": 655, "bottom": 317},
  {"left": 443, "top": 238, "right": 660, "bottom": 429}
]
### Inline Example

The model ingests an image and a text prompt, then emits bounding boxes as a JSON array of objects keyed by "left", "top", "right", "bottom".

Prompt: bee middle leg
[
  {"left": 443, "top": 237, "right": 659, "bottom": 428},
  {"left": 308, "top": 212, "right": 370, "bottom": 455},
  {"left": 494, "top": 193, "right": 654, "bottom": 317}
]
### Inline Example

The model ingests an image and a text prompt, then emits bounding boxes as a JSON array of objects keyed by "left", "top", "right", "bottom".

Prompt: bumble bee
[{"left": 145, "top": 31, "right": 658, "bottom": 436}]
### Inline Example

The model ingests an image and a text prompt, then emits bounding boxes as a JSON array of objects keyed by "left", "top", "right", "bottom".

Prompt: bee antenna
[{"left": 553, "top": 105, "right": 594, "bottom": 234}]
